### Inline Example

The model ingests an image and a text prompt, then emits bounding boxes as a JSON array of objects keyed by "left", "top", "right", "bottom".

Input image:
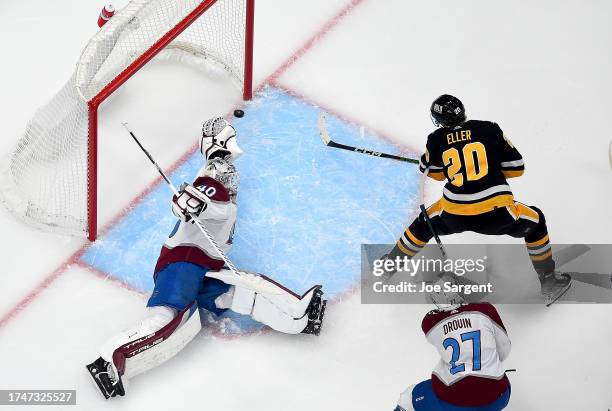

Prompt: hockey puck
[{"left": 233, "top": 109, "right": 244, "bottom": 118}]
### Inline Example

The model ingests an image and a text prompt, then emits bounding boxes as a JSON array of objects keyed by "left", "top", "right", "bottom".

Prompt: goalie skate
[
  {"left": 301, "top": 288, "right": 327, "bottom": 336},
  {"left": 86, "top": 357, "right": 125, "bottom": 400}
]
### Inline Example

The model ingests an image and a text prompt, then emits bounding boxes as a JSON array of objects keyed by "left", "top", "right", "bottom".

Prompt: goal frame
[{"left": 86, "top": 0, "right": 254, "bottom": 241}]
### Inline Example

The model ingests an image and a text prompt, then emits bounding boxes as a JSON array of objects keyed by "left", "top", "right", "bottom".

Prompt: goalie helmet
[
  {"left": 430, "top": 94, "right": 466, "bottom": 128},
  {"left": 201, "top": 117, "right": 243, "bottom": 161},
  {"left": 202, "top": 158, "right": 239, "bottom": 198}
]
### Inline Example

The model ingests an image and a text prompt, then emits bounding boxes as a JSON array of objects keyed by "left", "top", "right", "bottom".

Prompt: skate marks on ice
[{"left": 81, "top": 86, "right": 420, "bottom": 335}]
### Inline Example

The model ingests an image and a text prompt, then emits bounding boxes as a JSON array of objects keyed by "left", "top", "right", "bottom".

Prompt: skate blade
[
  {"left": 85, "top": 364, "right": 112, "bottom": 400},
  {"left": 313, "top": 300, "right": 327, "bottom": 336},
  {"left": 545, "top": 282, "right": 572, "bottom": 307}
]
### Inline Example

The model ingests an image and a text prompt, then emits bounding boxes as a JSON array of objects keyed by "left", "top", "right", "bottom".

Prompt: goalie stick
[
  {"left": 318, "top": 113, "right": 419, "bottom": 164},
  {"left": 122, "top": 122, "right": 280, "bottom": 295}
]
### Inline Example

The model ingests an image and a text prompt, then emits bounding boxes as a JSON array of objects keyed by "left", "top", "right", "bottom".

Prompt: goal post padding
[{"left": 0, "top": 0, "right": 254, "bottom": 240}]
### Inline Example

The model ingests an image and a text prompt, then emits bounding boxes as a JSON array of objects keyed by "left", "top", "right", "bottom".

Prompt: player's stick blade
[{"left": 318, "top": 112, "right": 331, "bottom": 145}]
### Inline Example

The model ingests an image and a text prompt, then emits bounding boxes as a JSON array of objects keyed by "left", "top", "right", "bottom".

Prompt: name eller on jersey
[{"left": 446, "top": 130, "right": 472, "bottom": 145}]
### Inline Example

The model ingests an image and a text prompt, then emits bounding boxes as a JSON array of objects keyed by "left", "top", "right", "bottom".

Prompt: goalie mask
[
  {"left": 201, "top": 117, "right": 243, "bottom": 161},
  {"left": 203, "top": 158, "right": 239, "bottom": 198}
]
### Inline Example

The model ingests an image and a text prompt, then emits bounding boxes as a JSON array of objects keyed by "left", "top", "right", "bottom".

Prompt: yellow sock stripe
[
  {"left": 528, "top": 244, "right": 551, "bottom": 255},
  {"left": 400, "top": 235, "right": 422, "bottom": 253},
  {"left": 530, "top": 250, "right": 552, "bottom": 261},
  {"left": 405, "top": 228, "right": 426, "bottom": 246},
  {"left": 396, "top": 240, "right": 417, "bottom": 256},
  {"left": 526, "top": 234, "right": 550, "bottom": 247}
]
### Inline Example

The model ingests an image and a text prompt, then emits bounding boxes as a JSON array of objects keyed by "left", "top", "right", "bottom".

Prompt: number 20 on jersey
[{"left": 442, "top": 142, "right": 488, "bottom": 187}]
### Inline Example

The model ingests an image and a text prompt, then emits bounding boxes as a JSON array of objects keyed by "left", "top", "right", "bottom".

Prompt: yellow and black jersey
[{"left": 419, "top": 120, "right": 525, "bottom": 216}]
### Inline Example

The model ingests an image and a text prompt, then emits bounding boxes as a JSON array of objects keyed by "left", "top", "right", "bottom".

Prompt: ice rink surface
[
  {"left": 82, "top": 86, "right": 421, "bottom": 332},
  {"left": 0, "top": 0, "right": 611, "bottom": 410}
]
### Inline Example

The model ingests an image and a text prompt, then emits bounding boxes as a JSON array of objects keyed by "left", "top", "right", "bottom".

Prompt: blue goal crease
[{"left": 80, "top": 85, "right": 420, "bottom": 332}]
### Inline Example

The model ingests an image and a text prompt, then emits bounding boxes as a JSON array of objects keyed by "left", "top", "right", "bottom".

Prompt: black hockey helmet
[{"left": 430, "top": 94, "right": 466, "bottom": 128}]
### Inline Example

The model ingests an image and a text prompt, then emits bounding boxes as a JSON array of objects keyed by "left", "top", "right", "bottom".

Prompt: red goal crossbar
[{"left": 86, "top": 0, "right": 254, "bottom": 240}]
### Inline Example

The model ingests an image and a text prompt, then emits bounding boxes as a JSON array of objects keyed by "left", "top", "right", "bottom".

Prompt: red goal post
[{"left": 0, "top": 0, "right": 254, "bottom": 241}]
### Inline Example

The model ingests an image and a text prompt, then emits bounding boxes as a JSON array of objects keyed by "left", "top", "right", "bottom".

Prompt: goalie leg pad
[
  {"left": 251, "top": 291, "right": 309, "bottom": 334},
  {"left": 101, "top": 303, "right": 201, "bottom": 380},
  {"left": 100, "top": 305, "right": 176, "bottom": 364},
  {"left": 215, "top": 276, "right": 322, "bottom": 334}
]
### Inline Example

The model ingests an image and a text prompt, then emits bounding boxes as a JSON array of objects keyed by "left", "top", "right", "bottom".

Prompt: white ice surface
[
  {"left": 0, "top": 1, "right": 611, "bottom": 410},
  {"left": 279, "top": 0, "right": 612, "bottom": 243}
]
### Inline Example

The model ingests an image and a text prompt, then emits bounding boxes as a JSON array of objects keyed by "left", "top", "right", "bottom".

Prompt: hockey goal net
[{"left": 0, "top": 0, "right": 254, "bottom": 240}]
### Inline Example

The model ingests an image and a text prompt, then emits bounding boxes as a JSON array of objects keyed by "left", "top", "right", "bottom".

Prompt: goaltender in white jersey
[{"left": 86, "top": 117, "right": 327, "bottom": 400}]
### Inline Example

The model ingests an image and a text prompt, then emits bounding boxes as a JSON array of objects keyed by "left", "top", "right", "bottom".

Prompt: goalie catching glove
[{"left": 171, "top": 183, "right": 209, "bottom": 222}]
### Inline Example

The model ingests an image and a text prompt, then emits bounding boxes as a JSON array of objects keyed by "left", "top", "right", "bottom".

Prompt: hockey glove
[{"left": 172, "top": 183, "right": 209, "bottom": 222}]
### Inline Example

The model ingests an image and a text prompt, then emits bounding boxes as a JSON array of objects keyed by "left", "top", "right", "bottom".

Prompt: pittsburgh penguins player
[
  {"left": 385, "top": 95, "right": 571, "bottom": 303},
  {"left": 86, "top": 117, "right": 326, "bottom": 399}
]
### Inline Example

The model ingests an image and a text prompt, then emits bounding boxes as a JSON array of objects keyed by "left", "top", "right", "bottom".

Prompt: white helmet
[
  {"left": 428, "top": 276, "right": 466, "bottom": 311},
  {"left": 202, "top": 158, "right": 239, "bottom": 198},
  {"left": 201, "top": 117, "right": 243, "bottom": 161}
]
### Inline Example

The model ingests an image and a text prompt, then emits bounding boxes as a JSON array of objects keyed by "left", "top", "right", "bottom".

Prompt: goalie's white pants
[{"left": 100, "top": 273, "right": 318, "bottom": 381}]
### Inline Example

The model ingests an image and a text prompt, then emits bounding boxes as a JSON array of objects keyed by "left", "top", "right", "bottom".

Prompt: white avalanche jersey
[
  {"left": 421, "top": 303, "right": 511, "bottom": 407},
  {"left": 154, "top": 167, "right": 237, "bottom": 273}
]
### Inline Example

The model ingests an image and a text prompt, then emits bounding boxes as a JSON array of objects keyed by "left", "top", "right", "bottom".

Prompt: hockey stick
[
  {"left": 419, "top": 169, "right": 449, "bottom": 261},
  {"left": 318, "top": 113, "right": 419, "bottom": 164},
  {"left": 418, "top": 180, "right": 567, "bottom": 307},
  {"left": 420, "top": 204, "right": 449, "bottom": 261},
  {"left": 122, "top": 123, "right": 280, "bottom": 295},
  {"left": 420, "top": 194, "right": 569, "bottom": 307},
  {"left": 419, "top": 198, "right": 491, "bottom": 304},
  {"left": 417, "top": 169, "right": 490, "bottom": 302}
]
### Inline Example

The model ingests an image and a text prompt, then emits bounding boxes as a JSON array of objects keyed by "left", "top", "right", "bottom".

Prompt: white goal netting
[{"left": 0, "top": 0, "right": 250, "bottom": 238}]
